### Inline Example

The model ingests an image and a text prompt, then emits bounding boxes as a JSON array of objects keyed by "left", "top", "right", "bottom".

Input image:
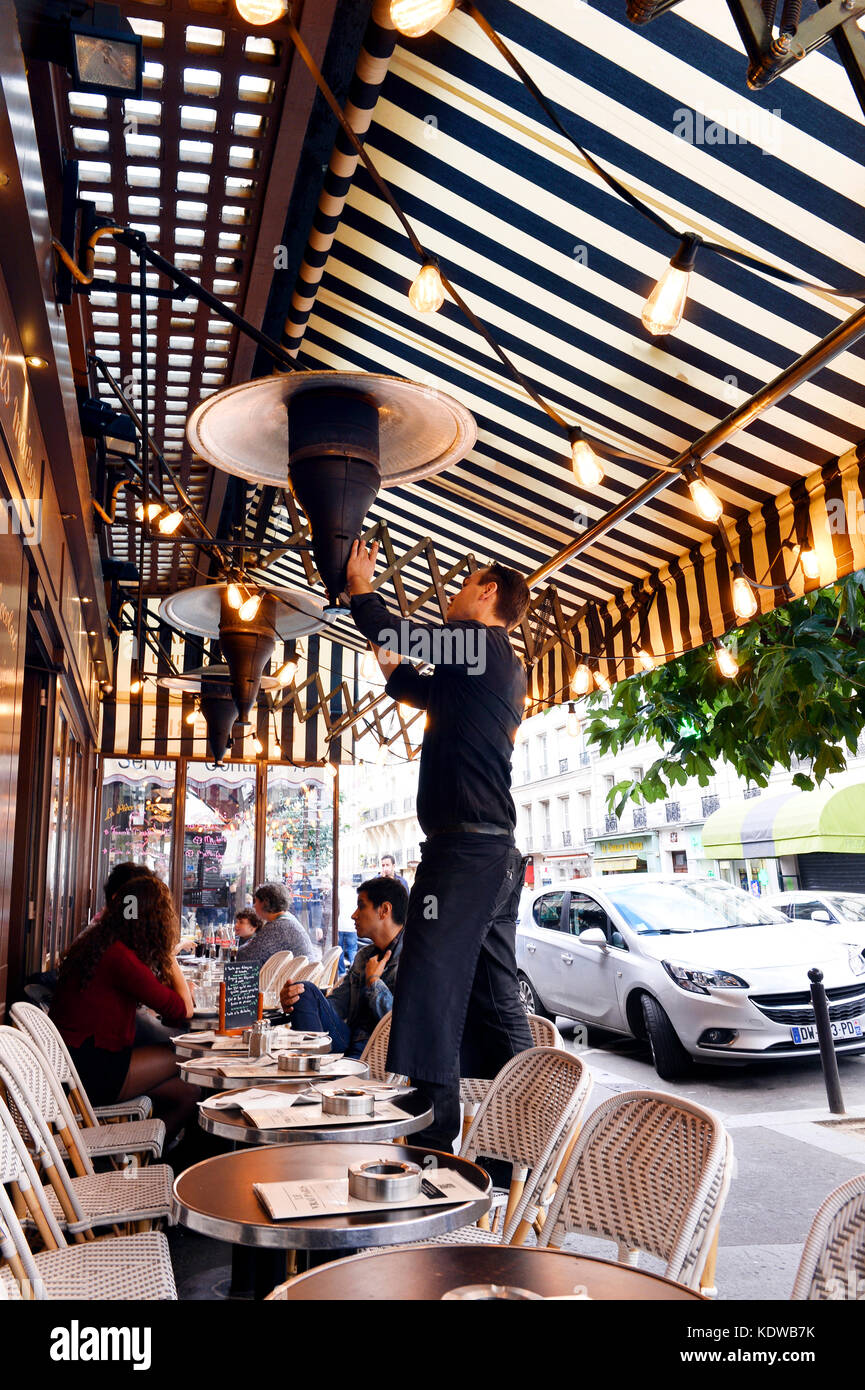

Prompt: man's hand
[
  {"left": 365, "top": 949, "right": 391, "bottom": 987},
  {"left": 279, "top": 980, "right": 306, "bottom": 1013},
  {"left": 346, "top": 538, "right": 379, "bottom": 596}
]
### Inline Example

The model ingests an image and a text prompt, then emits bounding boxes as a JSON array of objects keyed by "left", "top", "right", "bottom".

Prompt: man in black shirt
[{"left": 347, "top": 540, "right": 533, "bottom": 1150}]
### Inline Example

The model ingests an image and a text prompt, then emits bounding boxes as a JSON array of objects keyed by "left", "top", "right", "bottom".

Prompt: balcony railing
[
  {"left": 632, "top": 806, "right": 647, "bottom": 829},
  {"left": 701, "top": 794, "right": 720, "bottom": 817},
  {"left": 558, "top": 758, "right": 568, "bottom": 775},
  {"left": 665, "top": 801, "right": 680, "bottom": 823},
  {"left": 541, "top": 833, "right": 552, "bottom": 850},
  {"left": 744, "top": 786, "right": 761, "bottom": 800},
  {"left": 562, "top": 829, "right": 572, "bottom": 847},
  {"left": 604, "top": 814, "right": 618, "bottom": 833},
  {"left": 579, "top": 751, "right": 591, "bottom": 767}
]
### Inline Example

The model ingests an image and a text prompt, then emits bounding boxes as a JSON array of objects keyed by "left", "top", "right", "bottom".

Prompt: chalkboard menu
[{"left": 220, "top": 961, "right": 261, "bottom": 1031}]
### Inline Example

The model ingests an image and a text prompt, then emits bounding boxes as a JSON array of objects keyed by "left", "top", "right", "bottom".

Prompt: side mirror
[
  {"left": 810, "top": 910, "right": 832, "bottom": 923},
  {"left": 579, "top": 927, "right": 608, "bottom": 949}
]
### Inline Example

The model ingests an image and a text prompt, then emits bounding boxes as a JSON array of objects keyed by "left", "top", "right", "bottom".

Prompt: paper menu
[
  {"left": 240, "top": 1099, "right": 410, "bottom": 1130},
  {"left": 253, "top": 1167, "right": 483, "bottom": 1220}
]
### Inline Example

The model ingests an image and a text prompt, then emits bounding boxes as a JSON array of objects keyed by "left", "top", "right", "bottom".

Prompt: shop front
[
  {"left": 701, "top": 781, "right": 865, "bottom": 895},
  {"left": 589, "top": 832, "right": 660, "bottom": 875}
]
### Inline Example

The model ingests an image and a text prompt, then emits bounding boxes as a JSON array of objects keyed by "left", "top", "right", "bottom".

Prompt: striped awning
[
  {"left": 702, "top": 780, "right": 865, "bottom": 858},
  {"left": 240, "top": 0, "right": 865, "bottom": 703}
]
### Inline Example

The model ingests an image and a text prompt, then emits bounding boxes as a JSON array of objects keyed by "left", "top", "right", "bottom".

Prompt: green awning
[{"left": 701, "top": 781, "right": 865, "bottom": 859}]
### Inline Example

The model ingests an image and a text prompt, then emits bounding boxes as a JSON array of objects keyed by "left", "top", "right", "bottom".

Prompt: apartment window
[
  {"left": 537, "top": 734, "right": 548, "bottom": 778},
  {"left": 558, "top": 795, "right": 571, "bottom": 846},
  {"left": 521, "top": 739, "right": 530, "bottom": 784},
  {"left": 523, "top": 805, "right": 533, "bottom": 844}
]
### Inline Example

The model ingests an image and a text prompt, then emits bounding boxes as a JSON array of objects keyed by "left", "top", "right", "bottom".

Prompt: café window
[
  {"left": 182, "top": 763, "right": 256, "bottom": 937},
  {"left": 266, "top": 768, "right": 335, "bottom": 948},
  {"left": 98, "top": 758, "right": 176, "bottom": 897},
  {"left": 44, "top": 711, "right": 88, "bottom": 967}
]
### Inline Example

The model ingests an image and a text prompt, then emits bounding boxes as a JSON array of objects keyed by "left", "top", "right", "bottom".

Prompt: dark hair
[
  {"left": 479, "top": 563, "right": 530, "bottom": 630},
  {"left": 358, "top": 875, "right": 408, "bottom": 926},
  {"left": 235, "top": 908, "right": 261, "bottom": 931},
  {"left": 380, "top": 853, "right": 395, "bottom": 864},
  {"left": 104, "top": 861, "right": 157, "bottom": 905},
  {"left": 253, "top": 882, "right": 290, "bottom": 914},
  {"left": 60, "top": 875, "right": 179, "bottom": 988}
]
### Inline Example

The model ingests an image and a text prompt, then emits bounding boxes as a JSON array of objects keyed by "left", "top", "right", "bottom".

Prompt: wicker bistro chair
[
  {"left": 10, "top": 1004, "right": 164, "bottom": 1163},
  {"left": 258, "top": 951, "right": 292, "bottom": 996},
  {"left": 0, "top": 1028, "right": 174, "bottom": 1240},
  {"left": 294, "top": 962, "right": 323, "bottom": 986},
  {"left": 537, "top": 1089, "right": 734, "bottom": 1294},
  {"left": 358, "top": 1011, "right": 407, "bottom": 1084},
  {"left": 318, "top": 947, "right": 342, "bottom": 991},
  {"left": 791, "top": 1173, "right": 865, "bottom": 1300},
  {"left": 0, "top": 1098, "right": 176, "bottom": 1301},
  {"left": 459, "top": 1014, "right": 565, "bottom": 1143}
]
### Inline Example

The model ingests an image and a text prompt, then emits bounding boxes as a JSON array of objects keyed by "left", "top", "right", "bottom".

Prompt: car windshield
[
  {"left": 605, "top": 880, "right": 785, "bottom": 934},
  {"left": 825, "top": 894, "right": 865, "bottom": 922}
]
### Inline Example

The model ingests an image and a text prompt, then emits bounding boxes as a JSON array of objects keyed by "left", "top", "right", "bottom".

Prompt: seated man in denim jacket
[{"left": 278, "top": 876, "right": 407, "bottom": 1058}]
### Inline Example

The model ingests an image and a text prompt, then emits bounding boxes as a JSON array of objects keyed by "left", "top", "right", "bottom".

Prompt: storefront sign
[{"left": 597, "top": 838, "right": 651, "bottom": 856}]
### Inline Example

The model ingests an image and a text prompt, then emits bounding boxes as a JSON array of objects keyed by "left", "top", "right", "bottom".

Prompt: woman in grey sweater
[{"left": 238, "top": 883, "right": 321, "bottom": 966}]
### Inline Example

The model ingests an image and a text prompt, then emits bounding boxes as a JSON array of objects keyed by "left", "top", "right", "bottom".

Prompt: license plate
[{"left": 791, "top": 1016, "right": 865, "bottom": 1045}]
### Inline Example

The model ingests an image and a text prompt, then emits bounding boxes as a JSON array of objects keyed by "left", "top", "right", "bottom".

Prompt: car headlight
[
  {"left": 662, "top": 961, "right": 750, "bottom": 995},
  {"left": 846, "top": 945, "right": 865, "bottom": 977}
]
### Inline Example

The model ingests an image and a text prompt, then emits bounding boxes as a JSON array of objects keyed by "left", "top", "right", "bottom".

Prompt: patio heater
[
  {"left": 157, "top": 663, "right": 281, "bottom": 764},
  {"left": 186, "top": 371, "right": 477, "bottom": 615}
]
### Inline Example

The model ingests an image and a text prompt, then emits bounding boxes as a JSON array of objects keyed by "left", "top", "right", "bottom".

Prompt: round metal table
[
  {"left": 173, "top": 1037, "right": 247, "bottom": 1061},
  {"left": 172, "top": 1142, "right": 491, "bottom": 1253},
  {"left": 198, "top": 1088, "right": 432, "bottom": 1145},
  {"left": 270, "top": 1244, "right": 704, "bottom": 1301},
  {"left": 178, "top": 1057, "right": 369, "bottom": 1090}
]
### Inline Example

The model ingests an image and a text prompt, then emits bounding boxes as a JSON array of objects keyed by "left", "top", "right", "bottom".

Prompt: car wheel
[
  {"left": 641, "top": 994, "right": 694, "bottom": 1081},
  {"left": 517, "top": 973, "right": 554, "bottom": 1021}
]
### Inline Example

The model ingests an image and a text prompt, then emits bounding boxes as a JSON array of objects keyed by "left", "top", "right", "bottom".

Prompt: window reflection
[
  {"left": 183, "top": 762, "right": 255, "bottom": 939},
  {"left": 99, "top": 758, "right": 175, "bottom": 894},
  {"left": 266, "top": 769, "right": 334, "bottom": 951}
]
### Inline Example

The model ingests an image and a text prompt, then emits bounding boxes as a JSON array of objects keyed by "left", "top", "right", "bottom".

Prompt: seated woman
[
  {"left": 234, "top": 907, "right": 262, "bottom": 947},
  {"left": 50, "top": 874, "right": 199, "bottom": 1144}
]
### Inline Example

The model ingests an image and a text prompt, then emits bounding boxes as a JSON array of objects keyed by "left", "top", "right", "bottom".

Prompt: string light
[
  {"left": 185, "top": 703, "right": 200, "bottom": 726},
  {"left": 272, "top": 741, "right": 281, "bottom": 758},
  {"left": 732, "top": 565, "right": 758, "bottom": 621},
  {"left": 226, "top": 583, "right": 243, "bottom": 610},
  {"left": 641, "top": 233, "right": 701, "bottom": 337},
  {"left": 375, "top": 740, "right": 388, "bottom": 765},
  {"left": 360, "top": 648, "right": 378, "bottom": 681},
  {"left": 572, "top": 664, "right": 592, "bottom": 696},
  {"left": 593, "top": 667, "right": 611, "bottom": 692},
  {"left": 636, "top": 647, "right": 655, "bottom": 672},
  {"left": 158, "top": 509, "right": 184, "bottom": 534},
  {"left": 238, "top": 592, "right": 261, "bottom": 622},
  {"left": 566, "top": 701, "right": 581, "bottom": 737},
  {"left": 251, "top": 736, "right": 263, "bottom": 755},
  {"left": 276, "top": 658, "right": 298, "bottom": 685},
  {"left": 322, "top": 762, "right": 337, "bottom": 780},
  {"left": 683, "top": 462, "right": 723, "bottom": 523},
  {"left": 801, "top": 547, "right": 820, "bottom": 580},
  {"left": 408, "top": 260, "right": 445, "bottom": 313},
  {"left": 713, "top": 638, "right": 739, "bottom": 679},
  {"left": 569, "top": 428, "right": 604, "bottom": 488},
  {"left": 390, "top": 0, "right": 455, "bottom": 38},
  {"left": 130, "top": 675, "right": 143, "bottom": 694},
  {"left": 235, "top": 0, "right": 288, "bottom": 23}
]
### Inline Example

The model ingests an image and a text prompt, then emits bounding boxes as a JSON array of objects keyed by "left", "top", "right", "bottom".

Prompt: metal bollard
[{"left": 808, "top": 967, "right": 845, "bottom": 1115}]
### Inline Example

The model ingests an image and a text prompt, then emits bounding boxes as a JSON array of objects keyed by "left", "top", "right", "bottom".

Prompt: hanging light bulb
[
  {"left": 593, "top": 667, "right": 611, "bottom": 692},
  {"left": 251, "top": 735, "right": 263, "bottom": 755},
  {"left": 398, "top": 702, "right": 414, "bottom": 718},
  {"left": 360, "top": 648, "right": 378, "bottom": 681},
  {"left": 272, "top": 741, "right": 282, "bottom": 759},
  {"left": 185, "top": 703, "right": 200, "bottom": 726},
  {"left": 226, "top": 582, "right": 243, "bottom": 610},
  {"left": 641, "top": 233, "right": 701, "bottom": 336},
  {"left": 566, "top": 702, "right": 580, "bottom": 738},
  {"left": 568, "top": 428, "right": 605, "bottom": 489},
  {"left": 238, "top": 592, "right": 262, "bottom": 622},
  {"left": 276, "top": 658, "right": 298, "bottom": 686},
  {"left": 683, "top": 462, "right": 723, "bottom": 524},
  {"left": 801, "top": 547, "right": 820, "bottom": 580},
  {"left": 572, "top": 664, "right": 593, "bottom": 696},
  {"left": 390, "top": 0, "right": 455, "bottom": 38},
  {"left": 130, "top": 676, "right": 143, "bottom": 695},
  {"left": 322, "top": 762, "right": 337, "bottom": 780},
  {"left": 713, "top": 638, "right": 739, "bottom": 679},
  {"left": 732, "top": 566, "right": 758, "bottom": 621},
  {"left": 375, "top": 740, "right": 388, "bottom": 765},
  {"left": 135, "top": 500, "right": 164, "bottom": 522},
  {"left": 235, "top": 0, "right": 288, "bottom": 24},
  {"left": 636, "top": 647, "right": 655, "bottom": 672},
  {"left": 408, "top": 260, "right": 445, "bottom": 313},
  {"left": 158, "top": 509, "right": 184, "bottom": 534}
]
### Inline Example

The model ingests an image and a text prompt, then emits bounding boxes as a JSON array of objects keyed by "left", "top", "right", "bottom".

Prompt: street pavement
[{"left": 558, "top": 1021, "right": 865, "bottom": 1299}]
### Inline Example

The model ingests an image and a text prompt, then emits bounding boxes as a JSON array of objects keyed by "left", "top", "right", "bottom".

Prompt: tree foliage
[{"left": 585, "top": 572, "right": 865, "bottom": 815}]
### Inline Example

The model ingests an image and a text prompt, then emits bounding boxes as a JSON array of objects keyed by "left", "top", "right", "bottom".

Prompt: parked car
[
  {"left": 766, "top": 890, "right": 865, "bottom": 946},
  {"left": 515, "top": 874, "right": 865, "bottom": 1080}
]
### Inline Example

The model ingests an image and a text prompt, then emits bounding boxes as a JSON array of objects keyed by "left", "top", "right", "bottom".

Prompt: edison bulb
[
  {"left": 158, "top": 510, "right": 184, "bottom": 534},
  {"left": 571, "top": 437, "right": 604, "bottom": 489},
  {"left": 732, "top": 574, "right": 758, "bottom": 621},
  {"left": 408, "top": 261, "right": 445, "bottom": 313},
  {"left": 235, "top": 0, "right": 288, "bottom": 23},
  {"left": 637, "top": 647, "right": 655, "bottom": 672},
  {"left": 185, "top": 705, "right": 199, "bottom": 726},
  {"left": 361, "top": 649, "right": 378, "bottom": 681},
  {"left": 251, "top": 736, "right": 263, "bottom": 755},
  {"left": 277, "top": 659, "right": 298, "bottom": 685},
  {"left": 801, "top": 548, "right": 819, "bottom": 580},
  {"left": 642, "top": 262, "right": 692, "bottom": 336},
  {"left": 688, "top": 476, "right": 723, "bottom": 524},
  {"left": 572, "top": 664, "right": 592, "bottom": 696},
  {"left": 390, "top": 0, "right": 455, "bottom": 38},
  {"left": 226, "top": 583, "right": 243, "bottom": 609},
  {"left": 593, "top": 669, "right": 611, "bottom": 692},
  {"left": 238, "top": 593, "right": 261, "bottom": 622},
  {"left": 135, "top": 501, "right": 164, "bottom": 521},
  {"left": 566, "top": 702, "right": 580, "bottom": 738},
  {"left": 715, "top": 642, "right": 739, "bottom": 679}
]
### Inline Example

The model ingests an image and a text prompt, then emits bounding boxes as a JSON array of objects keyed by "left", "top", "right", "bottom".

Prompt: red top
[{"left": 50, "top": 940, "right": 188, "bottom": 1051}]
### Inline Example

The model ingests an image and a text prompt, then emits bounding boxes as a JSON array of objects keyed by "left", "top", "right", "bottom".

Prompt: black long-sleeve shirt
[{"left": 350, "top": 591, "right": 525, "bottom": 835}]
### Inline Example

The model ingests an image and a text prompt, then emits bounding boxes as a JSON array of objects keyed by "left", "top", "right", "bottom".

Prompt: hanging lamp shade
[
  {"left": 185, "top": 371, "right": 476, "bottom": 611},
  {"left": 157, "top": 662, "right": 280, "bottom": 762}
]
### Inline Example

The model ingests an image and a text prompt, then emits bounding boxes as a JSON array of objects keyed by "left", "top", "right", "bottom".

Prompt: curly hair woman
[{"left": 50, "top": 874, "right": 198, "bottom": 1142}]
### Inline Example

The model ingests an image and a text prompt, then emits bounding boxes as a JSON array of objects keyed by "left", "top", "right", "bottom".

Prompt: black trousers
[{"left": 386, "top": 832, "right": 533, "bottom": 1151}]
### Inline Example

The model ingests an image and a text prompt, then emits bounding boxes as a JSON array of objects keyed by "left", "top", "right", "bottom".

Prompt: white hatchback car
[
  {"left": 515, "top": 875, "right": 865, "bottom": 1079},
  {"left": 766, "top": 891, "right": 865, "bottom": 947}
]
